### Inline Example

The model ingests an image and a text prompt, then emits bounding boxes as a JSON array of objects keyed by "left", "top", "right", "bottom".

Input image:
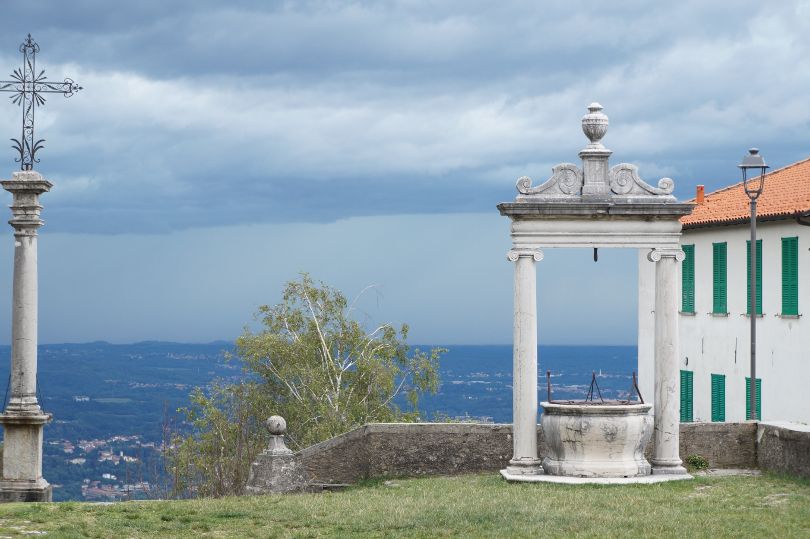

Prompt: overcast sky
[{"left": 0, "top": 1, "right": 807, "bottom": 345}]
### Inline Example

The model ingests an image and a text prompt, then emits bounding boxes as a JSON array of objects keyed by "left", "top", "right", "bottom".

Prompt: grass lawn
[{"left": 0, "top": 473, "right": 808, "bottom": 538}]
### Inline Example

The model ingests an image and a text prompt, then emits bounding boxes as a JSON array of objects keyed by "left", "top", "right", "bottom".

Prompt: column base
[
  {"left": 651, "top": 463, "right": 688, "bottom": 476},
  {"left": 504, "top": 457, "right": 544, "bottom": 476},
  {"left": 0, "top": 479, "right": 52, "bottom": 503}
]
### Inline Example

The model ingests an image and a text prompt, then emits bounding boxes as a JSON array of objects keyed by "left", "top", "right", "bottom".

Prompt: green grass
[{"left": 0, "top": 473, "right": 808, "bottom": 538}]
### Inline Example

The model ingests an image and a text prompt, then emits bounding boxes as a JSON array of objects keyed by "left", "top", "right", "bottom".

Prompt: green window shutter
[
  {"left": 712, "top": 243, "right": 727, "bottom": 313},
  {"left": 746, "top": 240, "right": 763, "bottom": 315},
  {"left": 746, "top": 377, "right": 762, "bottom": 420},
  {"left": 680, "top": 370, "right": 693, "bottom": 422},
  {"left": 782, "top": 237, "right": 799, "bottom": 315},
  {"left": 711, "top": 374, "right": 725, "bottom": 422},
  {"left": 682, "top": 245, "right": 695, "bottom": 313}
]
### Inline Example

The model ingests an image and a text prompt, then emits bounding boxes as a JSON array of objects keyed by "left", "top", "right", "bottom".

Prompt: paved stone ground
[
  {"left": 693, "top": 468, "right": 761, "bottom": 477},
  {"left": 500, "top": 470, "right": 693, "bottom": 484}
]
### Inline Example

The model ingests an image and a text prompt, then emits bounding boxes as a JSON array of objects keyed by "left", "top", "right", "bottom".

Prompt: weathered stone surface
[
  {"left": 643, "top": 422, "right": 758, "bottom": 469},
  {"left": 0, "top": 479, "right": 51, "bottom": 502},
  {"left": 365, "top": 423, "right": 517, "bottom": 478},
  {"left": 757, "top": 422, "right": 810, "bottom": 479},
  {"left": 294, "top": 422, "right": 760, "bottom": 486},
  {"left": 0, "top": 170, "right": 53, "bottom": 503},
  {"left": 246, "top": 415, "right": 310, "bottom": 494},
  {"left": 541, "top": 403, "right": 652, "bottom": 478},
  {"left": 298, "top": 425, "right": 370, "bottom": 484},
  {"left": 246, "top": 453, "right": 308, "bottom": 495}
]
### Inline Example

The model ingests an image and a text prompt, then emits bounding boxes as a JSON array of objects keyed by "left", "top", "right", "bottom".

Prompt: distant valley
[{"left": 0, "top": 343, "right": 637, "bottom": 501}]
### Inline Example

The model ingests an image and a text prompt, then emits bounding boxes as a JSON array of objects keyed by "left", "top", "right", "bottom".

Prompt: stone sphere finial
[
  {"left": 582, "top": 102, "right": 608, "bottom": 146},
  {"left": 266, "top": 415, "right": 287, "bottom": 436}
]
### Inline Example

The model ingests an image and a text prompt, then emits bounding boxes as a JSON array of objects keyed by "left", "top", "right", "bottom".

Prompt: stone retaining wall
[
  {"left": 298, "top": 421, "right": 760, "bottom": 484},
  {"left": 677, "top": 422, "right": 757, "bottom": 469},
  {"left": 757, "top": 422, "right": 810, "bottom": 479}
]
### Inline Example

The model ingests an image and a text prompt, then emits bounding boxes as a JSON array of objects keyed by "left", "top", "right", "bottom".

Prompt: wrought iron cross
[{"left": 0, "top": 34, "right": 82, "bottom": 170}]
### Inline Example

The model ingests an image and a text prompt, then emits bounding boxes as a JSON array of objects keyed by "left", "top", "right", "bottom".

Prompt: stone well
[
  {"left": 497, "top": 103, "right": 693, "bottom": 482},
  {"left": 541, "top": 401, "right": 652, "bottom": 478}
]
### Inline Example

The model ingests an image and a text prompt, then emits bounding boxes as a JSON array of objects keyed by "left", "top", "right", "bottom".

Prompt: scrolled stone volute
[{"left": 266, "top": 415, "right": 287, "bottom": 436}]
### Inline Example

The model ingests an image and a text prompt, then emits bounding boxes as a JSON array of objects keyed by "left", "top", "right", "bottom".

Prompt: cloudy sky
[{"left": 0, "top": 0, "right": 807, "bottom": 345}]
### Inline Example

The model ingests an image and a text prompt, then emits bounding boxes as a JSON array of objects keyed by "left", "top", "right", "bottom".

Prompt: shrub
[{"left": 685, "top": 454, "right": 709, "bottom": 471}]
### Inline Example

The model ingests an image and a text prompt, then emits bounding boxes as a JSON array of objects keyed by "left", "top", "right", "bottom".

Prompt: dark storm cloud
[{"left": 0, "top": 0, "right": 808, "bottom": 234}]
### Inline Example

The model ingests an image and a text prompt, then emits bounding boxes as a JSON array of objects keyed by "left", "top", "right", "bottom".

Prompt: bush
[{"left": 685, "top": 454, "right": 709, "bottom": 471}]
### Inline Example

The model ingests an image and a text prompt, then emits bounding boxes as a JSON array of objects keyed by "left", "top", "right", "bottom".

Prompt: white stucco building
[{"left": 640, "top": 157, "right": 810, "bottom": 424}]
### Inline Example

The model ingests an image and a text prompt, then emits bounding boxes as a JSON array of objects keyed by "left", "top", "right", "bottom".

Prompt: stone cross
[
  {"left": 0, "top": 34, "right": 82, "bottom": 171},
  {"left": 0, "top": 34, "right": 78, "bottom": 503}
]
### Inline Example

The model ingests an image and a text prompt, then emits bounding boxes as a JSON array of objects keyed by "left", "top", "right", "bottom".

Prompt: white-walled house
[{"left": 639, "top": 157, "right": 810, "bottom": 424}]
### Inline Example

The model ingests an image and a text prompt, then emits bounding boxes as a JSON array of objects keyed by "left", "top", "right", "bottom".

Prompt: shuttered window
[
  {"left": 746, "top": 239, "right": 763, "bottom": 315},
  {"left": 711, "top": 374, "right": 725, "bottom": 422},
  {"left": 712, "top": 243, "right": 727, "bottom": 314},
  {"left": 680, "top": 370, "right": 693, "bottom": 422},
  {"left": 746, "top": 377, "right": 762, "bottom": 420},
  {"left": 782, "top": 237, "right": 799, "bottom": 315},
  {"left": 682, "top": 245, "right": 695, "bottom": 313}
]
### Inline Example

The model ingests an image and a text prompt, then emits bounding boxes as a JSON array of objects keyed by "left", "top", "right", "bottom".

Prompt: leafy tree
[{"left": 170, "top": 274, "right": 444, "bottom": 497}]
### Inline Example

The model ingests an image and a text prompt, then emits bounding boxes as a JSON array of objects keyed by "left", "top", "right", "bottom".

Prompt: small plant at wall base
[
  {"left": 685, "top": 454, "right": 709, "bottom": 471},
  {"left": 168, "top": 273, "right": 444, "bottom": 498}
]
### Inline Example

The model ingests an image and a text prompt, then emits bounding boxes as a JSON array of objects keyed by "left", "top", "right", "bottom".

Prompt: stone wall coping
[
  {"left": 363, "top": 422, "right": 510, "bottom": 433},
  {"left": 296, "top": 424, "right": 369, "bottom": 458},
  {"left": 759, "top": 421, "right": 810, "bottom": 433},
  {"left": 296, "top": 422, "right": 513, "bottom": 458}
]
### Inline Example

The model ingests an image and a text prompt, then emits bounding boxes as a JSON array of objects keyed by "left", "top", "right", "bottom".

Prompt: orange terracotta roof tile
[{"left": 681, "top": 156, "right": 810, "bottom": 228}]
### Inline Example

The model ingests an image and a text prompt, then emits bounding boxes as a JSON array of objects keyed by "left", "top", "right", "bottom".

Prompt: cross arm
[
  {"left": 0, "top": 79, "right": 81, "bottom": 97},
  {"left": 0, "top": 81, "right": 21, "bottom": 92}
]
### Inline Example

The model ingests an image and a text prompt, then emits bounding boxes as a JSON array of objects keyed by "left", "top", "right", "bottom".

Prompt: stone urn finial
[
  {"left": 264, "top": 415, "right": 292, "bottom": 455},
  {"left": 582, "top": 102, "right": 608, "bottom": 147},
  {"left": 266, "top": 415, "right": 287, "bottom": 436}
]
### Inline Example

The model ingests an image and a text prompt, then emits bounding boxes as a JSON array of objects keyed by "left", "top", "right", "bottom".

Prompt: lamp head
[{"left": 739, "top": 148, "right": 768, "bottom": 199}]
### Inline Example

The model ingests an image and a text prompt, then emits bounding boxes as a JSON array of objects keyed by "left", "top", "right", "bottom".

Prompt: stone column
[
  {"left": 504, "top": 249, "right": 543, "bottom": 475},
  {"left": 648, "top": 248, "right": 687, "bottom": 475},
  {"left": 0, "top": 170, "right": 52, "bottom": 503}
]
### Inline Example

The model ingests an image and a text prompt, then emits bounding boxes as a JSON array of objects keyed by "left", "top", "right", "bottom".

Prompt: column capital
[
  {"left": 2, "top": 170, "right": 51, "bottom": 236},
  {"left": 647, "top": 248, "right": 685, "bottom": 262},
  {"left": 2, "top": 170, "right": 53, "bottom": 196},
  {"left": 507, "top": 249, "right": 543, "bottom": 262}
]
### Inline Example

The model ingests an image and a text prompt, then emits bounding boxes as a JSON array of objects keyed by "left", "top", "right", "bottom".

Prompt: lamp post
[{"left": 739, "top": 148, "right": 769, "bottom": 421}]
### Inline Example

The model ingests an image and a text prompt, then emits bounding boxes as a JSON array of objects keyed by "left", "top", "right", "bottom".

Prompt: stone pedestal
[
  {"left": 0, "top": 171, "right": 52, "bottom": 503},
  {"left": 580, "top": 103, "right": 612, "bottom": 201},
  {"left": 246, "top": 416, "right": 309, "bottom": 495}
]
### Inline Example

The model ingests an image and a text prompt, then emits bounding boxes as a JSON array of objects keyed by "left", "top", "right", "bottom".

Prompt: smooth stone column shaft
[
  {"left": 9, "top": 233, "right": 39, "bottom": 409},
  {"left": 649, "top": 249, "right": 687, "bottom": 475},
  {"left": 506, "top": 250, "right": 543, "bottom": 474}
]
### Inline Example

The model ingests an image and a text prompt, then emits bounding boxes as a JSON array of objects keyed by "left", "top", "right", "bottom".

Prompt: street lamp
[{"left": 739, "top": 148, "right": 769, "bottom": 421}]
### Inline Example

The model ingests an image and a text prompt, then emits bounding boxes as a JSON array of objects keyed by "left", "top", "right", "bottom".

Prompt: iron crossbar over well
[{"left": 0, "top": 34, "right": 82, "bottom": 170}]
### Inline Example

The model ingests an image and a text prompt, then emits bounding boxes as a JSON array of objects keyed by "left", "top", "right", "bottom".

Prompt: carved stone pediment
[{"left": 513, "top": 104, "right": 678, "bottom": 204}]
